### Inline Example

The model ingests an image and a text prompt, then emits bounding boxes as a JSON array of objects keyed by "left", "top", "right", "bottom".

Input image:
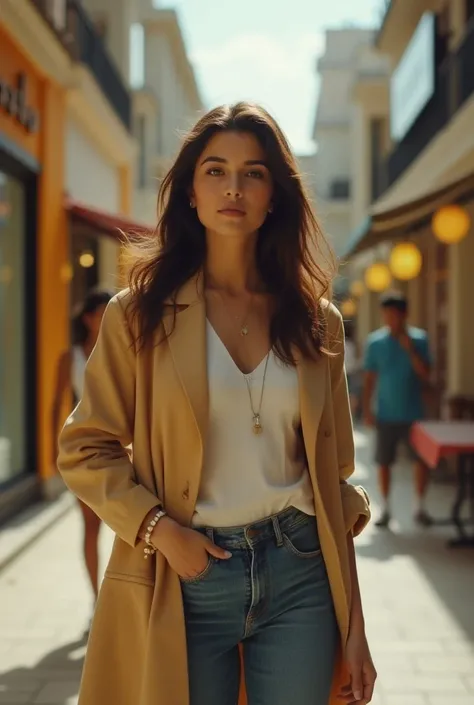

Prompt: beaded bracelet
[{"left": 143, "top": 508, "right": 167, "bottom": 559}]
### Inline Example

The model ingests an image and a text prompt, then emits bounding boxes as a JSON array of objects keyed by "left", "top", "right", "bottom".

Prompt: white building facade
[
  {"left": 310, "top": 29, "right": 390, "bottom": 262},
  {"left": 132, "top": 4, "right": 203, "bottom": 223},
  {"left": 79, "top": 0, "right": 203, "bottom": 225}
]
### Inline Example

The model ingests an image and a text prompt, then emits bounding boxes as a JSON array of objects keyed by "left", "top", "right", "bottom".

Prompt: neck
[
  {"left": 389, "top": 326, "right": 404, "bottom": 336},
  {"left": 205, "top": 230, "right": 262, "bottom": 294}
]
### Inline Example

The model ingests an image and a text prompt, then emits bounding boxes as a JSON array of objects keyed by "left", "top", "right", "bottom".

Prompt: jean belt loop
[
  {"left": 206, "top": 527, "right": 214, "bottom": 543},
  {"left": 272, "top": 515, "right": 283, "bottom": 547}
]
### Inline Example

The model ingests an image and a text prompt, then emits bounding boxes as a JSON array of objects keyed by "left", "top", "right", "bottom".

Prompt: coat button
[
  {"left": 324, "top": 430, "right": 332, "bottom": 438},
  {"left": 182, "top": 482, "right": 190, "bottom": 500}
]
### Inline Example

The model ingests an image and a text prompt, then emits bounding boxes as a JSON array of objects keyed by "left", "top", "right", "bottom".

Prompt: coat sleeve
[
  {"left": 327, "top": 304, "right": 371, "bottom": 537},
  {"left": 57, "top": 295, "right": 161, "bottom": 547}
]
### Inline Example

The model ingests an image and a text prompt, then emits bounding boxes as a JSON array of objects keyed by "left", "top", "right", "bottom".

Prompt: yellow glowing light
[
  {"left": 340, "top": 299, "right": 357, "bottom": 318},
  {"left": 432, "top": 204, "right": 470, "bottom": 244},
  {"left": 79, "top": 251, "right": 95, "bottom": 268},
  {"left": 389, "top": 242, "right": 422, "bottom": 281},
  {"left": 349, "top": 280, "right": 364, "bottom": 298},
  {"left": 364, "top": 263, "right": 392, "bottom": 292}
]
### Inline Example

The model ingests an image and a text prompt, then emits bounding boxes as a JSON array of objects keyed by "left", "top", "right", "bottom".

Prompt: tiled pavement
[{"left": 0, "top": 427, "right": 473, "bottom": 704}]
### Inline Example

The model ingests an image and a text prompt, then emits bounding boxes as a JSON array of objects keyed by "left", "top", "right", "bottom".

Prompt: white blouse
[{"left": 192, "top": 322, "right": 315, "bottom": 527}]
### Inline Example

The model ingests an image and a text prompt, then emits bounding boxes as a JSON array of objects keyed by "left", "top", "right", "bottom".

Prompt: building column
[
  {"left": 447, "top": 206, "right": 474, "bottom": 395},
  {"left": 37, "top": 81, "right": 68, "bottom": 486},
  {"left": 449, "top": 0, "right": 466, "bottom": 49}
]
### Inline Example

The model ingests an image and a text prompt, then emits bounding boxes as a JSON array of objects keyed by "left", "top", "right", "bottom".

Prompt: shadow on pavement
[
  {"left": 354, "top": 430, "right": 474, "bottom": 647},
  {"left": 353, "top": 425, "right": 474, "bottom": 646},
  {"left": 0, "top": 633, "right": 87, "bottom": 704}
]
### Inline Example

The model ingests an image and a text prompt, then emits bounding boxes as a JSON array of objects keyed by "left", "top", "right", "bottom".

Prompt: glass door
[{"left": 0, "top": 169, "right": 27, "bottom": 484}]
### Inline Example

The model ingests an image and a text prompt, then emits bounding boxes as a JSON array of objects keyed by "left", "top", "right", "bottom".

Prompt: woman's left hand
[{"left": 339, "top": 626, "right": 377, "bottom": 704}]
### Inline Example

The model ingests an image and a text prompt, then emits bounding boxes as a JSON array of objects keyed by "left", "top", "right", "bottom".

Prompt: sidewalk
[{"left": 0, "top": 427, "right": 473, "bottom": 704}]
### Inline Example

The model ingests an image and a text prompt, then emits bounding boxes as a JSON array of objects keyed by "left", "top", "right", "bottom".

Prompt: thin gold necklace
[
  {"left": 244, "top": 353, "right": 270, "bottom": 435},
  {"left": 214, "top": 290, "right": 254, "bottom": 337}
]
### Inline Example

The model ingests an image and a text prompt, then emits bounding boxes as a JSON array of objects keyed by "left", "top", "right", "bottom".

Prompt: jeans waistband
[{"left": 196, "top": 507, "right": 316, "bottom": 550}]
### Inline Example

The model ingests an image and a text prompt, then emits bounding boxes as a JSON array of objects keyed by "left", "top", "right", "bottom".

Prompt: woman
[
  {"left": 52, "top": 288, "right": 112, "bottom": 602},
  {"left": 344, "top": 321, "right": 361, "bottom": 419},
  {"left": 58, "top": 102, "right": 375, "bottom": 705}
]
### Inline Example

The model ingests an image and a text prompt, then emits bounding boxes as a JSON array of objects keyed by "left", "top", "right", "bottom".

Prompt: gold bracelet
[{"left": 143, "top": 508, "right": 167, "bottom": 560}]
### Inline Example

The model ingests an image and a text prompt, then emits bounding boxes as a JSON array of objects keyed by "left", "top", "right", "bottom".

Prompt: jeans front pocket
[
  {"left": 282, "top": 517, "right": 322, "bottom": 559},
  {"left": 179, "top": 556, "right": 215, "bottom": 584}
]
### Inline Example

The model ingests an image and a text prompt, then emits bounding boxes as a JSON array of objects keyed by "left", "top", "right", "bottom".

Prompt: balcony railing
[
  {"left": 30, "top": 0, "right": 131, "bottom": 131},
  {"left": 372, "top": 17, "right": 474, "bottom": 201}
]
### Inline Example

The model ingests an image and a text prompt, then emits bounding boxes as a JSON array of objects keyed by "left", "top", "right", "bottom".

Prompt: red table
[{"left": 411, "top": 421, "right": 474, "bottom": 547}]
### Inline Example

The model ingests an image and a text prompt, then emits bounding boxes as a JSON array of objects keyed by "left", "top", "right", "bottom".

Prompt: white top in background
[
  {"left": 71, "top": 345, "right": 86, "bottom": 402},
  {"left": 192, "top": 321, "right": 315, "bottom": 527}
]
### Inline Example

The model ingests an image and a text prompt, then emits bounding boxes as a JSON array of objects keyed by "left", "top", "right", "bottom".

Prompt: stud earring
[
  {"left": 268, "top": 204, "right": 273, "bottom": 213},
  {"left": 190, "top": 200, "right": 195, "bottom": 208}
]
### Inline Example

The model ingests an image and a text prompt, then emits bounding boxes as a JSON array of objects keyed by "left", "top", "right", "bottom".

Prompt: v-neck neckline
[{"left": 207, "top": 319, "right": 271, "bottom": 377}]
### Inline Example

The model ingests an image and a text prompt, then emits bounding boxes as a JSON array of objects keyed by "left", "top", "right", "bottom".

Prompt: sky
[{"left": 157, "top": 0, "right": 386, "bottom": 154}]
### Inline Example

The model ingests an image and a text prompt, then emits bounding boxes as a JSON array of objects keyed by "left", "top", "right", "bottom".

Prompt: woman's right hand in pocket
[{"left": 151, "top": 516, "right": 232, "bottom": 580}]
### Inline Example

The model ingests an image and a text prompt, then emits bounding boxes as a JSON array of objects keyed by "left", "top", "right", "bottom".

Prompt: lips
[{"left": 218, "top": 208, "right": 246, "bottom": 217}]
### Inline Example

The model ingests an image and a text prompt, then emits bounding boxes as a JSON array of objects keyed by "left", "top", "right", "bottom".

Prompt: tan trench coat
[{"left": 58, "top": 274, "right": 371, "bottom": 705}]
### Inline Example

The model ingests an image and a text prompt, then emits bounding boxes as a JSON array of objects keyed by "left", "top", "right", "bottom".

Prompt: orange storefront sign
[{"left": 0, "top": 27, "right": 43, "bottom": 159}]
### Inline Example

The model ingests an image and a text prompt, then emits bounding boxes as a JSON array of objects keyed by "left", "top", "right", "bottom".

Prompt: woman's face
[
  {"left": 191, "top": 130, "right": 274, "bottom": 239},
  {"left": 83, "top": 304, "right": 107, "bottom": 340}
]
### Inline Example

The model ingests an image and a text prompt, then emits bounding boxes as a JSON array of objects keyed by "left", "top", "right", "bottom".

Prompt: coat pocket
[{"left": 104, "top": 570, "right": 155, "bottom": 587}]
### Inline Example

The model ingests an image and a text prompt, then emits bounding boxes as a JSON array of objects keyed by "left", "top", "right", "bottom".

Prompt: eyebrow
[{"left": 200, "top": 156, "right": 268, "bottom": 167}]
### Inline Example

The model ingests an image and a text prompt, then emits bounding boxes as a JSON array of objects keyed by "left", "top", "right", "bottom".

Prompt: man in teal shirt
[{"left": 363, "top": 292, "right": 432, "bottom": 528}]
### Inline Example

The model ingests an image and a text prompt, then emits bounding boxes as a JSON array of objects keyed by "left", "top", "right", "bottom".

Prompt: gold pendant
[
  {"left": 252, "top": 415, "right": 263, "bottom": 435},
  {"left": 241, "top": 326, "right": 249, "bottom": 336}
]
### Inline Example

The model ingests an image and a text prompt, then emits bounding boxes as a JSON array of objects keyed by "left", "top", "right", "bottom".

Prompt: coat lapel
[
  {"left": 163, "top": 275, "right": 328, "bottom": 514},
  {"left": 162, "top": 274, "right": 208, "bottom": 480}
]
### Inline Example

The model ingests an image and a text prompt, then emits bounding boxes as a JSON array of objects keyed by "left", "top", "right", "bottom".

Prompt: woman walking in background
[
  {"left": 344, "top": 321, "right": 362, "bottom": 420},
  {"left": 51, "top": 289, "right": 112, "bottom": 603},
  {"left": 58, "top": 102, "right": 375, "bottom": 705}
]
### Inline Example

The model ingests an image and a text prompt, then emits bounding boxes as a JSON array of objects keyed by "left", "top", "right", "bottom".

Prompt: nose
[{"left": 225, "top": 173, "right": 242, "bottom": 200}]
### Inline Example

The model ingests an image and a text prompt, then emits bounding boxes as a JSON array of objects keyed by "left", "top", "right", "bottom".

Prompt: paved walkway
[{"left": 0, "top": 428, "right": 473, "bottom": 704}]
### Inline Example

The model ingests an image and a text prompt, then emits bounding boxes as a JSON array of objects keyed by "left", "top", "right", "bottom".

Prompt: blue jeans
[{"left": 181, "top": 507, "right": 339, "bottom": 705}]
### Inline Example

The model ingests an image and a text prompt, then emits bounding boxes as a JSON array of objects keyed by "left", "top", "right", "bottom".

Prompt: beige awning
[{"left": 343, "top": 172, "right": 474, "bottom": 257}]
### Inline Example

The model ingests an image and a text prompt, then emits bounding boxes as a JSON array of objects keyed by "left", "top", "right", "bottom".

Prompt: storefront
[
  {"left": 63, "top": 117, "right": 140, "bottom": 310},
  {"left": 0, "top": 25, "right": 68, "bottom": 521},
  {"left": 344, "top": 172, "right": 474, "bottom": 418},
  {"left": 0, "top": 144, "right": 37, "bottom": 491}
]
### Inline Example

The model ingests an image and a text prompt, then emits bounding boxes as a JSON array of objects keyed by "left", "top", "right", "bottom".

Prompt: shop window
[
  {"left": 0, "top": 171, "right": 27, "bottom": 484},
  {"left": 70, "top": 232, "right": 100, "bottom": 313}
]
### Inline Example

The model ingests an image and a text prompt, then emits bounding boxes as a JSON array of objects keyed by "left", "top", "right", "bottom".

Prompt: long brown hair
[{"left": 126, "top": 102, "right": 335, "bottom": 363}]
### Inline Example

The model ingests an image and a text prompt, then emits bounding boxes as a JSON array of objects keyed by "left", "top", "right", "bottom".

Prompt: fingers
[
  {"left": 351, "top": 671, "right": 363, "bottom": 702},
  {"left": 204, "top": 537, "right": 232, "bottom": 560},
  {"left": 363, "top": 661, "right": 377, "bottom": 703},
  {"left": 338, "top": 662, "right": 377, "bottom": 704}
]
